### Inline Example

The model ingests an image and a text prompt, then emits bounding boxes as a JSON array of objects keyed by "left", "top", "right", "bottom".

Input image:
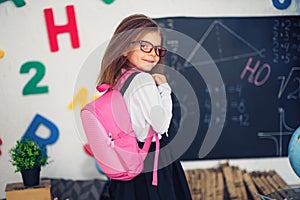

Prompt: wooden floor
[{"left": 184, "top": 162, "right": 298, "bottom": 200}]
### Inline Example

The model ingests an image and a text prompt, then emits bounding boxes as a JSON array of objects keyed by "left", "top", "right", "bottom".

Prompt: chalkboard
[{"left": 154, "top": 16, "right": 300, "bottom": 160}]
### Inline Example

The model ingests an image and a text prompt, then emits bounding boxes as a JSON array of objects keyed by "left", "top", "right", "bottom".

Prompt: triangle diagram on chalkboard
[{"left": 185, "top": 20, "right": 265, "bottom": 66}]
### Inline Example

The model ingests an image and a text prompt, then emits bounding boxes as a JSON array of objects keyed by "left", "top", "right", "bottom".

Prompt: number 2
[{"left": 20, "top": 61, "right": 49, "bottom": 95}]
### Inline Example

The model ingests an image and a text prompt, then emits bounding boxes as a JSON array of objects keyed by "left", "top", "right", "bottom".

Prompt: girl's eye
[{"left": 141, "top": 44, "right": 148, "bottom": 49}]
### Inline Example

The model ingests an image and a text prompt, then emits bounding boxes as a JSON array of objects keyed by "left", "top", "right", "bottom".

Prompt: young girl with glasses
[{"left": 96, "top": 14, "right": 192, "bottom": 200}]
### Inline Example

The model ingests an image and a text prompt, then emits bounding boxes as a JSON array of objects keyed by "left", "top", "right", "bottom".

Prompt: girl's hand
[{"left": 152, "top": 73, "right": 167, "bottom": 85}]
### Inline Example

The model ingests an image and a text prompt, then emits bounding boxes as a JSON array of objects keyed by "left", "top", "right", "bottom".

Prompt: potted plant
[{"left": 9, "top": 137, "right": 48, "bottom": 187}]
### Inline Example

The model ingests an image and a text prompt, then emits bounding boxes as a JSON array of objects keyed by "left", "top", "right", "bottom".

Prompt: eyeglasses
[{"left": 132, "top": 40, "right": 167, "bottom": 57}]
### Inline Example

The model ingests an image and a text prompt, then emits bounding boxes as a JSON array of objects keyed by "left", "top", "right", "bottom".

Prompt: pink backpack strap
[
  {"left": 152, "top": 134, "right": 159, "bottom": 186},
  {"left": 118, "top": 68, "right": 160, "bottom": 186},
  {"left": 142, "top": 128, "right": 159, "bottom": 186}
]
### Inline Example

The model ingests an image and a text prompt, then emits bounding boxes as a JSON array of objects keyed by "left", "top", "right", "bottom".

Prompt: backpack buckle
[{"left": 107, "top": 132, "right": 115, "bottom": 148}]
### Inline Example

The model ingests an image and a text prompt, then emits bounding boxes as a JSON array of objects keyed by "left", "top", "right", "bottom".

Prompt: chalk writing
[
  {"left": 273, "top": 19, "right": 300, "bottom": 64},
  {"left": 278, "top": 67, "right": 300, "bottom": 99},
  {"left": 257, "top": 107, "right": 295, "bottom": 156},
  {"left": 184, "top": 20, "right": 265, "bottom": 68},
  {"left": 240, "top": 57, "right": 271, "bottom": 86}
]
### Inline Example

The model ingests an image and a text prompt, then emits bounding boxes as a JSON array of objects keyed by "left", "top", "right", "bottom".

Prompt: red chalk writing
[{"left": 240, "top": 57, "right": 271, "bottom": 86}]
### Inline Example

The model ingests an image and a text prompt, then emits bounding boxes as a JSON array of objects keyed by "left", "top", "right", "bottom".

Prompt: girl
[{"left": 96, "top": 14, "right": 192, "bottom": 200}]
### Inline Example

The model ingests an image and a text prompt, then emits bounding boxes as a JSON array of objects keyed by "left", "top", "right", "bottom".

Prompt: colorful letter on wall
[
  {"left": 68, "top": 87, "right": 89, "bottom": 110},
  {"left": 68, "top": 88, "right": 98, "bottom": 110},
  {"left": 0, "top": 0, "right": 26, "bottom": 7},
  {"left": 272, "top": 0, "right": 291, "bottom": 10},
  {"left": 23, "top": 114, "right": 59, "bottom": 155},
  {"left": 0, "top": 138, "right": 2, "bottom": 156},
  {"left": 0, "top": 49, "right": 4, "bottom": 58},
  {"left": 20, "top": 61, "right": 49, "bottom": 95},
  {"left": 44, "top": 5, "right": 80, "bottom": 52},
  {"left": 102, "top": 0, "right": 114, "bottom": 4}
]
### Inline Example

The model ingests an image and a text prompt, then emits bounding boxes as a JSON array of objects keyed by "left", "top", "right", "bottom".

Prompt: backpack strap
[
  {"left": 141, "top": 128, "right": 159, "bottom": 186},
  {"left": 152, "top": 133, "right": 159, "bottom": 186},
  {"left": 119, "top": 71, "right": 160, "bottom": 186},
  {"left": 119, "top": 72, "right": 140, "bottom": 95}
]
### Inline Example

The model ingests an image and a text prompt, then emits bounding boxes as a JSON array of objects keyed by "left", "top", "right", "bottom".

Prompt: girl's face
[{"left": 124, "top": 31, "right": 162, "bottom": 72}]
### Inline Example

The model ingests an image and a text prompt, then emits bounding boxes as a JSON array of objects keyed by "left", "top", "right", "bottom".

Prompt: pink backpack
[{"left": 80, "top": 70, "right": 159, "bottom": 185}]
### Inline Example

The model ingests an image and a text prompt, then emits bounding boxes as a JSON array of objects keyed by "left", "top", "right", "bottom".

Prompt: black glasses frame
[{"left": 132, "top": 40, "right": 167, "bottom": 57}]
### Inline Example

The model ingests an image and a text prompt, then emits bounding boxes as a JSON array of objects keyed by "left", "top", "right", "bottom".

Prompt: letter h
[{"left": 44, "top": 5, "right": 80, "bottom": 52}]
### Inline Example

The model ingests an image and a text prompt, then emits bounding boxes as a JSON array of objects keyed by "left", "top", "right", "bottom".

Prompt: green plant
[{"left": 9, "top": 138, "right": 48, "bottom": 173}]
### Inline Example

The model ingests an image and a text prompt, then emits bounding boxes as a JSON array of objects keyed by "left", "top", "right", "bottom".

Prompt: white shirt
[{"left": 123, "top": 72, "right": 173, "bottom": 142}]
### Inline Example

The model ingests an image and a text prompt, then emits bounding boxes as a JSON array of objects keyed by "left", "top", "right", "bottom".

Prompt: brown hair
[{"left": 96, "top": 14, "right": 164, "bottom": 86}]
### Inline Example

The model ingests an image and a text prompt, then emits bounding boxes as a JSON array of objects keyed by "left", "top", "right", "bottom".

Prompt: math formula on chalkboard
[{"left": 154, "top": 16, "right": 300, "bottom": 160}]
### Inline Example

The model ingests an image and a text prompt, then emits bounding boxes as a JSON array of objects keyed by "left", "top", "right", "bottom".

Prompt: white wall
[{"left": 0, "top": 0, "right": 299, "bottom": 198}]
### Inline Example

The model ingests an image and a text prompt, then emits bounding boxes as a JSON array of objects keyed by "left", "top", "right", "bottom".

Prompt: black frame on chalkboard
[{"left": 154, "top": 16, "right": 300, "bottom": 160}]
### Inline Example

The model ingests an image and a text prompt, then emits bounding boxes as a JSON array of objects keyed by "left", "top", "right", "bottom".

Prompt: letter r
[{"left": 23, "top": 114, "right": 59, "bottom": 156}]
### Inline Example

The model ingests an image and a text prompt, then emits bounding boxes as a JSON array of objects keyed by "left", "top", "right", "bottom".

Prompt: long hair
[{"left": 96, "top": 14, "right": 164, "bottom": 86}]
